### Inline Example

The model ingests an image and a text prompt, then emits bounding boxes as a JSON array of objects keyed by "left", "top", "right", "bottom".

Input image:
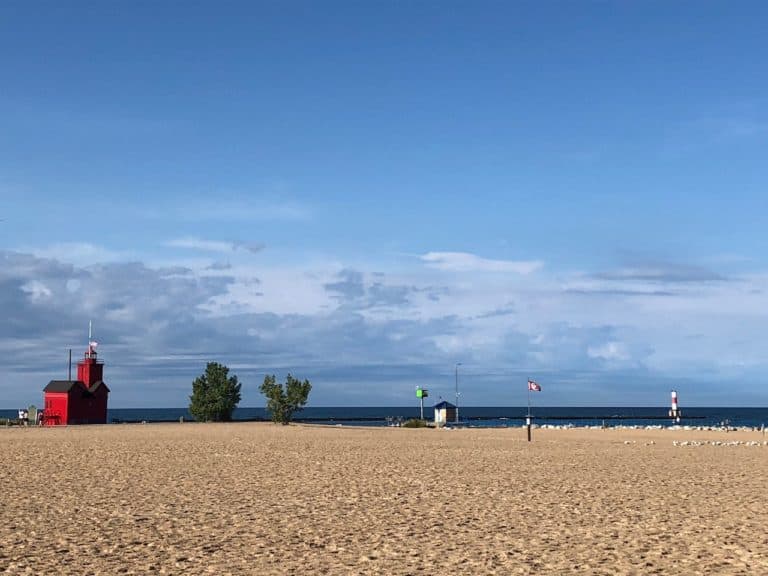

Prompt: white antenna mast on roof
[{"left": 87, "top": 321, "right": 98, "bottom": 357}]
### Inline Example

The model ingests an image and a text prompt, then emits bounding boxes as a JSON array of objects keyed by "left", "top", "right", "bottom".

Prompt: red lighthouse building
[{"left": 43, "top": 339, "right": 110, "bottom": 425}]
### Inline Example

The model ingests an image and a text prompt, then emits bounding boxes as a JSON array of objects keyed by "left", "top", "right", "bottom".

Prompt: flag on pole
[{"left": 528, "top": 379, "right": 541, "bottom": 392}]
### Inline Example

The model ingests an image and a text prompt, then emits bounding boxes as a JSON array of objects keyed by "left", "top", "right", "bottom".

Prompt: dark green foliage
[
  {"left": 189, "top": 362, "right": 242, "bottom": 422},
  {"left": 403, "top": 418, "right": 427, "bottom": 428},
  {"left": 259, "top": 374, "right": 312, "bottom": 425}
]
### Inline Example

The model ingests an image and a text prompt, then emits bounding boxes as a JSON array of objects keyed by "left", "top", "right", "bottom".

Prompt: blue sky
[{"left": 2, "top": 1, "right": 768, "bottom": 407}]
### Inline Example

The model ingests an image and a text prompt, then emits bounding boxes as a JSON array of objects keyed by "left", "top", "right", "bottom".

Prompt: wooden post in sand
[
  {"left": 526, "top": 381, "right": 532, "bottom": 442},
  {"left": 526, "top": 415, "right": 532, "bottom": 442}
]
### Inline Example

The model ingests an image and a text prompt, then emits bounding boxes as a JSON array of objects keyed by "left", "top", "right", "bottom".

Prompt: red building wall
[
  {"left": 77, "top": 358, "right": 103, "bottom": 387},
  {"left": 68, "top": 387, "right": 108, "bottom": 424},
  {"left": 44, "top": 385, "right": 108, "bottom": 425},
  {"left": 44, "top": 393, "right": 68, "bottom": 426},
  {"left": 92, "top": 388, "right": 108, "bottom": 423},
  {"left": 67, "top": 390, "right": 87, "bottom": 424}
]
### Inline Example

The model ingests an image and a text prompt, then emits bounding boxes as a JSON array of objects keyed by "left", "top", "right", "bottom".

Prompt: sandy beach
[{"left": 1, "top": 423, "right": 766, "bottom": 575}]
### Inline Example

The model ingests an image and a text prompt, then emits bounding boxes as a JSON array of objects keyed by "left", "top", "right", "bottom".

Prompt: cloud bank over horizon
[{"left": 2, "top": 244, "right": 766, "bottom": 408}]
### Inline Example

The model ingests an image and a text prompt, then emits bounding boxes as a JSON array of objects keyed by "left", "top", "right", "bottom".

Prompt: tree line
[{"left": 189, "top": 362, "right": 311, "bottom": 424}]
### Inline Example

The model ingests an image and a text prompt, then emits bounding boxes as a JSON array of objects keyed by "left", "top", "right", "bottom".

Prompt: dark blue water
[{"left": 3, "top": 406, "right": 767, "bottom": 428}]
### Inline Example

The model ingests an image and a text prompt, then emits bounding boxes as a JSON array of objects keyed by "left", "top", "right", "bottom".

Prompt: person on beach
[{"left": 18, "top": 409, "right": 25, "bottom": 426}]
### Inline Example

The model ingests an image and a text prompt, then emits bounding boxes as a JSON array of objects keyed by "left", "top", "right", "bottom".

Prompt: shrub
[
  {"left": 189, "top": 362, "right": 242, "bottom": 422},
  {"left": 403, "top": 418, "right": 427, "bottom": 428},
  {"left": 259, "top": 374, "right": 312, "bottom": 425}
]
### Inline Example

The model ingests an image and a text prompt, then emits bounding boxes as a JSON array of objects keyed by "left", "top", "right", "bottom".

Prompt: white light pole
[{"left": 455, "top": 362, "right": 462, "bottom": 423}]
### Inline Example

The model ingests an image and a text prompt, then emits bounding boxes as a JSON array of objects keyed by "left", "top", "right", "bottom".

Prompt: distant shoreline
[{"left": 3, "top": 406, "right": 767, "bottom": 428}]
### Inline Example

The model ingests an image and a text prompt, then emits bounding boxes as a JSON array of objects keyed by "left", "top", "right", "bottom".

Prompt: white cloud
[
  {"left": 21, "top": 280, "right": 52, "bottom": 301},
  {"left": 587, "top": 341, "right": 630, "bottom": 362},
  {"left": 200, "top": 267, "right": 335, "bottom": 316},
  {"left": 166, "top": 237, "right": 266, "bottom": 255},
  {"left": 23, "top": 242, "right": 136, "bottom": 265},
  {"left": 167, "top": 237, "right": 236, "bottom": 253},
  {"left": 421, "top": 252, "right": 543, "bottom": 274},
  {"left": 4, "top": 246, "right": 768, "bottom": 406}
]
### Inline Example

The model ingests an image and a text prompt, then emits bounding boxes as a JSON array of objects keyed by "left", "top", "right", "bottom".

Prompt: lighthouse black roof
[
  {"left": 88, "top": 380, "right": 110, "bottom": 393},
  {"left": 44, "top": 380, "right": 84, "bottom": 392},
  {"left": 44, "top": 380, "right": 110, "bottom": 393}
]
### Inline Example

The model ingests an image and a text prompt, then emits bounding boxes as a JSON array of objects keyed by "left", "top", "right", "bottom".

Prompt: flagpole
[
  {"left": 527, "top": 382, "right": 531, "bottom": 418},
  {"left": 526, "top": 378, "right": 532, "bottom": 442}
]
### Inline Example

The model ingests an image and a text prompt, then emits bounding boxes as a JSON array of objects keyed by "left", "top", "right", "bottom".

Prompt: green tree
[
  {"left": 189, "top": 362, "right": 242, "bottom": 422},
  {"left": 259, "top": 373, "right": 312, "bottom": 425}
]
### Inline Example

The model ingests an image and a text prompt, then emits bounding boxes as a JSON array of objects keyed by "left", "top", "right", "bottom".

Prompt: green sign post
[{"left": 416, "top": 387, "right": 429, "bottom": 420}]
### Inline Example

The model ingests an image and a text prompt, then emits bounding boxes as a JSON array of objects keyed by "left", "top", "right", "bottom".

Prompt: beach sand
[{"left": 1, "top": 423, "right": 766, "bottom": 575}]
